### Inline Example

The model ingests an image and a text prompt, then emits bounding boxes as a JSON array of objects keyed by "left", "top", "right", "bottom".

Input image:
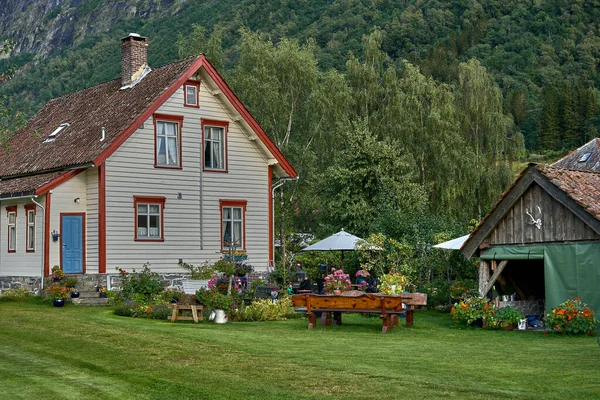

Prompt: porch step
[
  {"left": 70, "top": 289, "right": 109, "bottom": 306},
  {"left": 71, "top": 297, "right": 109, "bottom": 306}
]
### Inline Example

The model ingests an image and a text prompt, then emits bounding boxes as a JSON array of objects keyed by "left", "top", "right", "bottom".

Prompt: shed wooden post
[{"left": 478, "top": 260, "right": 490, "bottom": 298}]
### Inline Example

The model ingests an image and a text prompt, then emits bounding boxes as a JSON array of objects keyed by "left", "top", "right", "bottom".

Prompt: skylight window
[
  {"left": 579, "top": 152, "right": 591, "bottom": 163},
  {"left": 43, "top": 123, "right": 69, "bottom": 143}
]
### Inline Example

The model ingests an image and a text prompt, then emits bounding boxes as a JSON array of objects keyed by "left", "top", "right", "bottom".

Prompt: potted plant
[
  {"left": 546, "top": 297, "right": 599, "bottom": 335},
  {"left": 495, "top": 306, "right": 524, "bottom": 331},
  {"left": 51, "top": 266, "right": 65, "bottom": 282},
  {"left": 99, "top": 288, "right": 107, "bottom": 298},
  {"left": 48, "top": 284, "right": 70, "bottom": 307},
  {"left": 323, "top": 268, "right": 351, "bottom": 294},
  {"left": 64, "top": 276, "right": 78, "bottom": 288}
]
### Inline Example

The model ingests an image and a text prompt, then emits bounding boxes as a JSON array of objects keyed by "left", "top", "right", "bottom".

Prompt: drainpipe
[{"left": 31, "top": 196, "right": 45, "bottom": 290}]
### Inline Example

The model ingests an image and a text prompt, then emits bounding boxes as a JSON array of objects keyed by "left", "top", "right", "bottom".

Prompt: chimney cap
[{"left": 121, "top": 33, "right": 147, "bottom": 42}]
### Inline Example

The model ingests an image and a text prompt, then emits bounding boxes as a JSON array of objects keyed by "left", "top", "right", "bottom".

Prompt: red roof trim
[
  {"left": 93, "top": 56, "right": 206, "bottom": 167},
  {"left": 35, "top": 169, "right": 86, "bottom": 195},
  {"left": 201, "top": 58, "right": 297, "bottom": 178},
  {"left": 93, "top": 55, "right": 297, "bottom": 178}
]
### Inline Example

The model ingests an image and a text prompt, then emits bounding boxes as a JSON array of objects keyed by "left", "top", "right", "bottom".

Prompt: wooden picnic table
[{"left": 292, "top": 292, "right": 427, "bottom": 333}]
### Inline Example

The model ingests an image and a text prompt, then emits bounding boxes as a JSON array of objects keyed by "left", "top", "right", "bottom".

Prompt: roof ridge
[
  {"left": 538, "top": 164, "right": 600, "bottom": 175},
  {"left": 43, "top": 55, "right": 202, "bottom": 105}
]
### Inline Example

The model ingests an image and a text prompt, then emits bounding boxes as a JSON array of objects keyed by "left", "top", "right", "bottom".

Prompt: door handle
[{"left": 62, "top": 244, "right": 67, "bottom": 249}]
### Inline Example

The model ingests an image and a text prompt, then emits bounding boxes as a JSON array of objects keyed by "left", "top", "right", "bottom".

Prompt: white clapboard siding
[
  {"left": 104, "top": 79, "right": 271, "bottom": 271},
  {"left": 49, "top": 172, "right": 88, "bottom": 270},
  {"left": 0, "top": 198, "right": 45, "bottom": 276},
  {"left": 86, "top": 168, "right": 99, "bottom": 273}
]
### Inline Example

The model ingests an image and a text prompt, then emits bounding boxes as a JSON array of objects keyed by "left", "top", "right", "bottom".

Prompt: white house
[{"left": 0, "top": 34, "right": 296, "bottom": 291}]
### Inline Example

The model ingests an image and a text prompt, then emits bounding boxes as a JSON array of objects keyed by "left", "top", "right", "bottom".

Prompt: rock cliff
[{"left": 0, "top": 0, "right": 187, "bottom": 58}]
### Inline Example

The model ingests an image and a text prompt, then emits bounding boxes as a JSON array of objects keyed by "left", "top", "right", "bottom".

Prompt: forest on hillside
[{"left": 1, "top": 0, "right": 600, "bottom": 253}]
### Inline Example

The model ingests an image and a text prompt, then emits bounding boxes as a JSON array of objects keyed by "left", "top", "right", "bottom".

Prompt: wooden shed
[{"left": 461, "top": 163, "right": 600, "bottom": 315}]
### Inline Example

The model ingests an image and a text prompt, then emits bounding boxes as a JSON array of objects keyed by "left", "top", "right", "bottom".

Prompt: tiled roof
[
  {"left": 0, "top": 170, "right": 67, "bottom": 197},
  {"left": 551, "top": 138, "right": 600, "bottom": 172},
  {"left": 536, "top": 165, "right": 600, "bottom": 220},
  {"left": 0, "top": 56, "right": 199, "bottom": 177}
]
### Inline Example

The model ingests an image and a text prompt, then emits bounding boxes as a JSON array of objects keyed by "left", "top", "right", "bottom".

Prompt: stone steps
[{"left": 69, "top": 288, "right": 109, "bottom": 306}]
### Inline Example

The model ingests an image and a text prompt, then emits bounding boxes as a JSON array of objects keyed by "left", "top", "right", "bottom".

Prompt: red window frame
[
  {"left": 25, "top": 204, "right": 36, "bottom": 253},
  {"left": 153, "top": 113, "right": 183, "bottom": 170},
  {"left": 6, "top": 205, "right": 17, "bottom": 253},
  {"left": 183, "top": 80, "right": 200, "bottom": 108},
  {"left": 202, "top": 119, "right": 229, "bottom": 173},
  {"left": 219, "top": 200, "right": 247, "bottom": 252},
  {"left": 133, "top": 196, "right": 166, "bottom": 242}
]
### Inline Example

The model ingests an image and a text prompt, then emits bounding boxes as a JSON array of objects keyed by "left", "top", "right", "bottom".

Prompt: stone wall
[
  {"left": 0, "top": 276, "right": 44, "bottom": 295},
  {"left": 499, "top": 299, "right": 545, "bottom": 316}
]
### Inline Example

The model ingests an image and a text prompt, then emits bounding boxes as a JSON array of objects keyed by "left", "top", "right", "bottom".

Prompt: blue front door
[{"left": 62, "top": 215, "right": 83, "bottom": 274}]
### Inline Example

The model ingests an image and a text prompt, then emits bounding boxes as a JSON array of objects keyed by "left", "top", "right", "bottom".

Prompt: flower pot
[
  {"left": 333, "top": 289, "right": 342, "bottom": 295},
  {"left": 53, "top": 299, "right": 65, "bottom": 307},
  {"left": 99, "top": 292, "right": 107, "bottom": 298},
  {"left": 500, "top": 323, "right": 515, "bottom": 331},
  {"left": 71, "top": 291, "right": 80, "bottom": 299}
]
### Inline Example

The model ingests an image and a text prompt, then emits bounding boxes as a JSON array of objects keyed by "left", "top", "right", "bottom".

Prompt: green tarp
[{"left": 481, "top": 243, "right": 600, "bottom": 313}]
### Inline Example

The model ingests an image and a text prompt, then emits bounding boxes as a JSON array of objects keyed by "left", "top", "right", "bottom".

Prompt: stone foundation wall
[
  {"left": 1, "top": 272, "right": 271, "bottom": 296},
  {"left": 0, "top": 276, "right": 44, "bottom": 295}
]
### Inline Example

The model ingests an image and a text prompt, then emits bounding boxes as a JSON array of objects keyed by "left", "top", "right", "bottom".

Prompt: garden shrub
[
  {"left": 230, "top": 297, "right": 299, "bottom": 322},
  {"left": 116, "top": 264, "right": 163, "bottom": 304},
  {"left": 113, "top": 301, "right": 140, "bottom": 317},
  {"left": 146, "top": 304, "right": 172, "bottom": 320},
  {"left": 546, "top": 297, "right": 598, "bottom": 335},
  {"left": 0, "top": 288, "right": 30, "bottom": 301},
  {"left": 451, "top": 297, "right": 496, "bottom": 326}
]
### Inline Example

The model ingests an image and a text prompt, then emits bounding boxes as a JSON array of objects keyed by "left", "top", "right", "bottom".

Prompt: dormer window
[
  {"left": 183, "top": 81, "right": 199, "bottom": 108},
  {"left": 43, "top": 123, "right": 69, "bottom": 143}
]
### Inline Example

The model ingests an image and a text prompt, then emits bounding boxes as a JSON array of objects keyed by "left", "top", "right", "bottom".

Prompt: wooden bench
[
  {"left": 292, "top": 292, "right": 427, "bottom": 333},
  {"left": 168, "top": 280, "right": 209, "bottom": 323},
  {"left": 168, "top": 303, "right": 204, "bottom": 323}
]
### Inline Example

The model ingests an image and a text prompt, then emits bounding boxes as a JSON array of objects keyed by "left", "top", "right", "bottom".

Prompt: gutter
[{"left": 30, "top": 196, "right": 46, "bottom": 290}]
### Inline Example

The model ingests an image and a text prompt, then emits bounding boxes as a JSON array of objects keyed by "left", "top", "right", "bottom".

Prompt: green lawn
[{"left": 1, "top": 300, "right": 598, "bottom": 400}]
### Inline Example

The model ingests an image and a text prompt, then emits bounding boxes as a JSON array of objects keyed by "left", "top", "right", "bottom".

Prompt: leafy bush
[
  {"left": 0, "top": 288, "right": 30, "bottom": 301},
  {"left": 450, "top": 279, "right": 478, "bottom": 299},
  {"left": 546, "top": 297, "right": 598, "bottom": 335},
  {"left": 116, "top": 264, "right": 163, "bottom": 303},
  {"left": 451, "top": 297, "right": 496, "bottom": 326},
  {"left": 195, "top": 288, "right": 238, "bottom": 312},
  {"left": 113, "top": 302, "right": 140, "bottom": 317},
  {"left": 146, "top": 304, "right": 172, "bottom": 320},
  {"left": 487, "top": 306, "right": 524, "bottom": 329},
  {"left": 230, "top": 297, "right": 299, "bottom": 322}
]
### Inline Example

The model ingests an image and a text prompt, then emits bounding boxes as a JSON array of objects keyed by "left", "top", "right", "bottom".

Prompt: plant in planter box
[
  {"left": 451, "top": 297, "right": 496, "bottom": 327},
  {"left": 490, "top": 306, "right": 524, "bottom": 330}
]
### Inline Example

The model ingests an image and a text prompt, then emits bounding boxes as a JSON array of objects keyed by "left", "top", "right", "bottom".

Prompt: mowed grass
[{"left": 1, "top": 300, "right": 599, "bottom": 400}]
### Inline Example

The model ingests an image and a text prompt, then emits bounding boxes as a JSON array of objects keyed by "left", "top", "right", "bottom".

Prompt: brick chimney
[{"left": 121, "top": 33, "right": 148, "bottom": 87}]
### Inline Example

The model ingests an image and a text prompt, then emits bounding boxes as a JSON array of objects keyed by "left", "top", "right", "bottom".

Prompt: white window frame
[
  {"left": 26, "top": 209, "right": 35, "bottom": 252},
  {"left": 184, "top": 83, "right": 198, "bottom": 107},
  {"left": 204, "top": 125, "right": 226, "bottom": 171},
  {"left": 7, "top": 209, "right": 16, "bottom": 252},
  {"left": 134, "top": 196, "right": 165, "bottom": 241},
  {"left": 220, "top": 200, "right": 246, "bottom": 251}
]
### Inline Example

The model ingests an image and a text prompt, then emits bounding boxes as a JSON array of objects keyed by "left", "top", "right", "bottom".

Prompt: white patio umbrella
[
  {"left": 433, "top": 234, "right": 470, "bottom": 250},
  {"left": 301, "top": 229, "right": 378, "bottom": 267}
]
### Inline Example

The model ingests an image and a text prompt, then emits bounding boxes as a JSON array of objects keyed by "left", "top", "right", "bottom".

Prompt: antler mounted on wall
[{"left": 526, "top": 206, "right": 542, "bottom": 230}]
